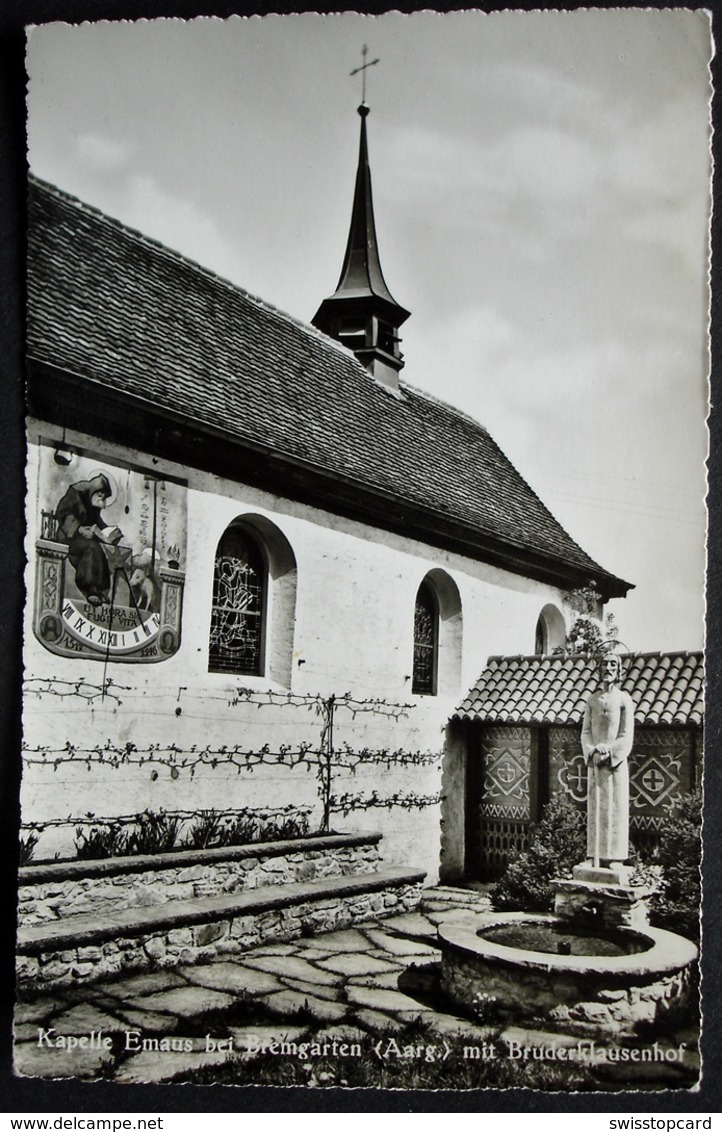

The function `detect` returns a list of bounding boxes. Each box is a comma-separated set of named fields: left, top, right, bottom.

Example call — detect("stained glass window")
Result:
left=535, top=615, right=546, bottom=656
left=412, top=581, right=438, bottom=695
left=209, top=526, right=266, bottom=675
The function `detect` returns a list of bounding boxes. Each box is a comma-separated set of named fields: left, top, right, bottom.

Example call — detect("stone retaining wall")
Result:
left=18, top=833, right=383, bottom=927
left=17, top=876, right=423, bottom=993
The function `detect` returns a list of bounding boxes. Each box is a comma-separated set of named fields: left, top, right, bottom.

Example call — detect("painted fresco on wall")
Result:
left=33, top=443, right=186, bottom=661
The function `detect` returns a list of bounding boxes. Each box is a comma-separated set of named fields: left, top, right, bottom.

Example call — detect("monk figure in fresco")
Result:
left=581, top=652, right=635, bottom=868
left=55, top=473, right=123, bottom=606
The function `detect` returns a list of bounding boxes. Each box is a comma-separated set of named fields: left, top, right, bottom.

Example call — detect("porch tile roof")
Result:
left=454, top=652, right=704, bottom=728
left=26, top=177, right=630, bottom=596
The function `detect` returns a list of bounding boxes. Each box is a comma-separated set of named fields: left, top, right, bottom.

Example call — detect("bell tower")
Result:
left=312, top=102, right=410, bottom=392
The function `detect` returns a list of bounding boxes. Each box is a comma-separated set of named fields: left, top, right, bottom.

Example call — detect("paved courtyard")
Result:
left=13, top=887, right=698, bottom=1089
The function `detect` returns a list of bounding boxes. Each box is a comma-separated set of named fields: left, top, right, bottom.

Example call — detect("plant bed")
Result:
left=20, top=807, right=319, bottom=866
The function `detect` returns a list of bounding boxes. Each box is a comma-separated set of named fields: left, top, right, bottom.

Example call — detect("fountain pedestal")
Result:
left=552, top=863, right=654, bottom=932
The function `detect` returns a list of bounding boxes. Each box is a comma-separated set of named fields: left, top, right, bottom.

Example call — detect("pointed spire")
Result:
left=313, top=104, right=410, bottom=392
left=331, top=104, right=402, bottom=312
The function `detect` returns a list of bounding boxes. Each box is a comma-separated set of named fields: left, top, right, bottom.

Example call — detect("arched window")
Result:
left=411, top=570, right=463, bottom=696
left=413, top=581, right=439, bottom=695
left=534, top=603, right=566, bottom=655
left=209, top=525, right=267, bottom=675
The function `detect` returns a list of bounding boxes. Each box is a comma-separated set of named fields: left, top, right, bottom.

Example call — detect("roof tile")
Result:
left=27, top=177, right=628, bottom=591
left=454, top=652, right=704, bottom=728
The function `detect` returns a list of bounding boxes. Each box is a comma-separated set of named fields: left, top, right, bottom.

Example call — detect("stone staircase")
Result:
left=16, top=832, right=425, bottom=992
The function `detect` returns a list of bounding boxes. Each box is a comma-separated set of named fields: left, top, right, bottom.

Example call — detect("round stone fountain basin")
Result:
left=479, top=921, right=652, bottom=958
left=439, top=912, right=697, bottom=1037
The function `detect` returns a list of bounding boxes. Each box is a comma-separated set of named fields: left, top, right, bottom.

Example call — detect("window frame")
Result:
left=412, top=579, right=440, bottom=696
left=208, top=523, right=268, bottom=677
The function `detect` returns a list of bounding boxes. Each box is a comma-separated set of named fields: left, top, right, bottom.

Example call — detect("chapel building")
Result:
left=22, top=102, right=646, bottom=883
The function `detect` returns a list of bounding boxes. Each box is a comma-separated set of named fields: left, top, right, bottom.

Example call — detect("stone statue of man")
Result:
left=581, top=652, right=635, bottom=868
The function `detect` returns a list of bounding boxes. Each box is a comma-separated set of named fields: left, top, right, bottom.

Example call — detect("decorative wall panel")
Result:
left=470, top=726, right=531, bottom=878
left=34, top=442, right=186, bottom=662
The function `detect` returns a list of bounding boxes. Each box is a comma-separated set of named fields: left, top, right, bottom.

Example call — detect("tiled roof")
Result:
left=26, top=178, right=629, bottom=594
left=454, top=652, right=704, bottom=728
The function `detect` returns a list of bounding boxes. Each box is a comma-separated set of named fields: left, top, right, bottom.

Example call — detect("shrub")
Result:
left=124, top=810, right=181, bottom=855
left=220, top=813, right=263, bottom=847
left=74, top=807, right=313, bottom=860
left=267, top=812, right=310, bottom=842
left=648, top=787, right=701, bottom=941
left=490, top=794, right=585, bottom=912
left=183, top=809, right=225, bottom=850
left=183, top=808, right=311, bottom=850
left=19, top=832, right=39, bottom=866
left=554, top=581, right=618, bottom=656
left=75, top=811, right=180, bottom=859
left=75, top=821, right=128, bottom=860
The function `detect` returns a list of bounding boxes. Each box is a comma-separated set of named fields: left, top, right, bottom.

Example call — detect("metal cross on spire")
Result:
left=350, top=44, right=380, bottom=105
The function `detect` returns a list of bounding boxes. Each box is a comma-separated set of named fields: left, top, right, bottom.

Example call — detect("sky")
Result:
left=25, top=9, right=712, bottom=652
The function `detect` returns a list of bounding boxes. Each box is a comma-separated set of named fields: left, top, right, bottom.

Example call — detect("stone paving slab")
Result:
left=280, top=976, right=345, bottom=1004
left=133, top=985, right=236, bottom=1016
left=353, top=1008, right=404, bottom=1033
left=117, top=1042, right=240, bottom=1085
left=317, top=952, right=400, bottom=977
left=364, top=929, right=438, bottom=957
left=422, top=886, right=491, bottom=906
left=382, top=912, right=439, bottom=938
left=345, top=984, right=435, bottom=1015
left=347, top=970, right=402, bottom=991
left=94, top=970, right=187, bottom=998
left=367, top=950, right=438, bottom=973
left=37, top=983, right=113, bottom=1008
left=244, top=954, right=341, bottom=986
left=14, top=1040, right=115, bottom=1080
left=264, top=989, right=348, bottom=1023
left=422, top=901, right=485, bottom=917
left=396, top=955, right=441, bottom=970
left=293, top=947, right=334, bottom=960
left=241, top=942, right=298, bottom=957
left=303, top=928, right=371, bottom=952
left=43, top=1003, right=123, bottom=1035
left=424, top=911, right=458, bottom=926
left=109, top=1007, right=179, bottom=1034
left=14, top=1000, right=64, bottom=1025
left=229, top=1024, right=308, bottom=1057
left=179, top=961, right=282, bottom=997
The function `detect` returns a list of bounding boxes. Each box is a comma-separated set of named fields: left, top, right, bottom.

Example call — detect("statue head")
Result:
left=598, top=651, right=623, bottom=686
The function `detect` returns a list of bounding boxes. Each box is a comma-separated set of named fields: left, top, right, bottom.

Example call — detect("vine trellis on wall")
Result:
left=22, top=677, right=444, bottom=838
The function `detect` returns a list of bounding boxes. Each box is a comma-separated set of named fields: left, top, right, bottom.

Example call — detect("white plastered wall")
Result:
left=22, top=420, right=573, bottom=882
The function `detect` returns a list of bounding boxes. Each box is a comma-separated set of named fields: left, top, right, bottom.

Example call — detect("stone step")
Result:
left=421, top=885, right=491, bottom=907
left=18, top=832, right=384, bottom=927
left=17, top=867, right=426, bottom=992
